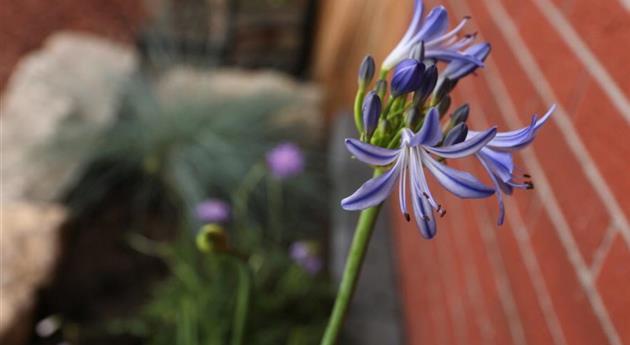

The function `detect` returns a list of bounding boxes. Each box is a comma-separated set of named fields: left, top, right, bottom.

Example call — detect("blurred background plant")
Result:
left=4, top=0, right=332, bottom=344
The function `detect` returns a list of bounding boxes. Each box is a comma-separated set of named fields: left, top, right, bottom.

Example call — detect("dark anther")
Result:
left=404, top=213, right=411, bottom=222
left=526, top=181, right=535, bottom=190
left=464, top=15, right=472, bottom=19
left=523, top=174, right=532, bottom=178
left=422, top=192, right=430, bottom=199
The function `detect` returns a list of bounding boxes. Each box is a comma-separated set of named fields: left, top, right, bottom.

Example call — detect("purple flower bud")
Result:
left=391, top=59, right=425, bottom=97
left=413, top=64, right=438, bottom=105
left=358, top=55, right=376, bottom=86
left=451, top=104, right=470, bottom=125
left=195, top=199, right=231, bottom=223
left=266, top=142, right=304, bottom=179
left=443, top=123, right=469, bottom=146
left=362, top=91, right=381, bottom=138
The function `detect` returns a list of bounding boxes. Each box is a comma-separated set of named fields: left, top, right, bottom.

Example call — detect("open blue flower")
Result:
left=341, top=108, right=496, bottom=238
left=471, top=105, right=556, bottom=225
left=382, top=0, right=485, bottom=71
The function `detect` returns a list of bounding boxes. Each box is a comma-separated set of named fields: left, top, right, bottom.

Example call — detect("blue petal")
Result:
left=402, top=0, right=425, bottom=43
left=442, top=43, right=491, bottom=80
left=415, top=6, right=449, bottom=42
left=479, top=157, right=506, bottom=225
left=398, top=150, right=410, bottom=218
left=409, top=149, right=437, bottom=238
left=425, top=49, right=484, bottom=66
left=345, top=138, right=401, bottom=166
left=421, top=150, right=495, bottom=199
left=477, top=148, right=514, bottom=183
left=534, top=104, right=556, bottom=131
left=426, top=17, right=470, bottom=48
left=410, top=107, right=442, bottom=146
left=425, top=127, right=497, bottom=158
left=341, top=159, right=402, bottom=211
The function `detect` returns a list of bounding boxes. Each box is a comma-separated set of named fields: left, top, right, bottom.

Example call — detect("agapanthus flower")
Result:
left=195, top=198, right=231, bottom=223
left=472, top=105, right=556, bottom=225
left=341, top=108, right=496, bottom=238
left=266, top=142, right=305, bottom=179
left=382, top=0, right=485, bottom=71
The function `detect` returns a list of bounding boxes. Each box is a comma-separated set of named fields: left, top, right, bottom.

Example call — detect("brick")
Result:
left=392, top=199, right=456, bottom=345
left=596, top=235, right=630, bottom=344
left=547, top=0, right=630, bottom=95
left=530, top=212, right=610, bottom=345
left=493, top=212, right=560, bottom=345
left=456, top=1, right=612, bottom=265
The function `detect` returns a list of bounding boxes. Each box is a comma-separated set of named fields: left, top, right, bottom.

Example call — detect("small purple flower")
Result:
left=290, top=241, right=322, bottom=275
left=470, top=105, right=556, bottom=225
left=266, top=143, right=305, bottom=179
left=195, top=199, right=231, bottom=223
left=342, top=108, right=496, bottom=239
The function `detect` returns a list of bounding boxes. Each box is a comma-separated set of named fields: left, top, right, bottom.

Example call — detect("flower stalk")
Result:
left=320, top=177, right=382, bottom=345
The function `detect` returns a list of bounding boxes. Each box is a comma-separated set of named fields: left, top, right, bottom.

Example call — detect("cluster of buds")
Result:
left=354, top=39, right=490, bottom=151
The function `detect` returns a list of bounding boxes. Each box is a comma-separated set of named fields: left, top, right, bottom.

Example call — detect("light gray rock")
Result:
left=1, top=31, right=138, bottom=202
left=0, top=202, right=67, bottom=345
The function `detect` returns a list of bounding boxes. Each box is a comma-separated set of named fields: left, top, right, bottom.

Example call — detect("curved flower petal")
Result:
left=534, top=104, right=556, bottom=131
left=477, top=148, right=514, bottom=182
left=415, top=6, right=449, bottom=42
left=425, top=49, right=484, bottom=66
left=409, top=149, right=437, bottom=238
left=421, top=151, right=494, bottom=199
left=442, top=43, right=491, bottom=80
left=382, top=0, right=424, bottom=70
left=341, top=159, right=402, bottom=211
left=479, top=157, right=506, bottom=225
left=398, top=149, right=410, bottom=218
left=345, top=138, right=401, bottom=166
left=425, top=127, right=496, bottom=158
left=410, top=107, right=442, bottom=146
left=425, top=16, right=470, bottom=48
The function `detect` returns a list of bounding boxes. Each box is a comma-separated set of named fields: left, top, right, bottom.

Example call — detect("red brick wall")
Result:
left=313, top=1, right=630, bottom=344
left=0, top=0, right=145, bottom=91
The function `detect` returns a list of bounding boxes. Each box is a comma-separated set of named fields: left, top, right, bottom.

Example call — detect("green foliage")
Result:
left=112, top=236, right=333, bottom=345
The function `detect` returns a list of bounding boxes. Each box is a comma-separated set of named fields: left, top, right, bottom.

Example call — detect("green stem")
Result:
left=321, top=171, right=383, bottom=345
left=231, top=259, right=251, bottom=345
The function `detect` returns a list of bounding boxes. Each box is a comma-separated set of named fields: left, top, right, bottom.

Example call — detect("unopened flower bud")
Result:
left=434, top=78, right=458, bottom=104
left=375, top=79, right=388, bottom=99
left=391, top=59, right=425, bottom=97
left=196, top=224, right=228, bottom=254
left=443, top=123, right=469, bottom=146
left=362, top=91, right=381, bottom=139
left=405, top=107, right=422, bottom=129
left=438, top=95, right=452, bottom=118
left=414, top=64, right=438, bottom=105
left=358, top=55, right=376, bottom=87
left=451, top=104, right=470, bottom=125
